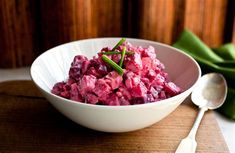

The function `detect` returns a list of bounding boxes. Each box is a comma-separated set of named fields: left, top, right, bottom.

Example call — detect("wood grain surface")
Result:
left=0, top=0, right=234, bottom=68
left=0, top=81, right=229, bottom=152
left=0, top=0, right=37, bottom=68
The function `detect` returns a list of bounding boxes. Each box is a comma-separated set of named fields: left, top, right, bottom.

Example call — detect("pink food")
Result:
left=52, top=40, right=181, bottom=105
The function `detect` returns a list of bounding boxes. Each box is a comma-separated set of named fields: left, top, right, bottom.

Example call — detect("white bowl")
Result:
left=30, top=38, right=201, bottom=132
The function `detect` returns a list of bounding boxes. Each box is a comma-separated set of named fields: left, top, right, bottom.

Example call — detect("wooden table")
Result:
left=0, top=81, right=229, bottom=152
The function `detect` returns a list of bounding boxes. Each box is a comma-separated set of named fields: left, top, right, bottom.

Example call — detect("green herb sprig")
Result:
left=101, top=51, right=133, bottom=55
left=119, top=47, right=126, bottom=67
left=101, top=55, right=124, bottom=75
left=111, top=38, right=126, bottom=51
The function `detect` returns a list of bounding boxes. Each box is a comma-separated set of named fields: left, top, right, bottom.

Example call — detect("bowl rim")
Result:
left=30, top=37, right=201, bottom=110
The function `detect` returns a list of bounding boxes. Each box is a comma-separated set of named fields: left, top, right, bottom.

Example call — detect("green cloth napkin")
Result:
left=173, top=29, right=235, bottom=120
left=213, top=43, right=235, bottom=60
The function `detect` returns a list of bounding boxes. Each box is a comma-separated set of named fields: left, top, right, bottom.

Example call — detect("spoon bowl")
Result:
left=175, top=73, right=227, bottom=153
left=191, top=73, right=227, bottom=109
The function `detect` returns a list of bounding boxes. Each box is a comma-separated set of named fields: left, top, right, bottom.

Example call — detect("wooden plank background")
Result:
left=0, top=0, right=234, bottom=68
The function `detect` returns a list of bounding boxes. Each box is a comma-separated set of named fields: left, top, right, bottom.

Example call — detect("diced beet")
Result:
left=79, top=75, right=97, bottom=96
left=136, top=46, right=144, bottom=53
left=140, top=77, right=150, bottom=89
left=72, top=55, right=88, bottom=66
left=96, top=64, right=108, bottom=76
left=150, top=86, right=159, bottom=99
left=93, top=79, right=112, bottom=97
left=125, top=76, right=140, bottom=89
left=86, top=93, right=99, bottom=104
left=69, top=55, right=88, bottom=80
left=124, top=42, right=138, bottom=53
left=112, top=54, right=121, bottom=63
left=103, top=94, right=120, bottom=106
left=125, top=78, right=132, bottom=89
left=119, top=97, right=131, bottom=105
left=60, top=91, right=70, bottom=98
left=141, top=46, right=156, bottom=59
left=63, top=84, right=71, bottom=91
left=125, top=71, right=135, bottom=78
left=124, top=71, right=136, bottom=89
left=116, top=85, right=132, bottom=100
left=125, top=53, right=143, bottom=73
left=131, top=97, right=147, bottom=105
left=51, top=82, right=66, bottom=95
left=131, top=82, right=147, bottom=98
left=105, top=71, right=123, bottom=89
left=152, top=58, right=165, bottom=71
left=147, top=69, right=157, bottom=80
left=101, top=47, right=112, bottom=52
left=70, top=83, right=83, bottom=102
left=133, top=77, right=141, bottom=86
left=164, top=82, right=181, bottom=96
left=86, top=65, right=108, bottom=78
left=146, top=94, right=155, bottom=102
left=88, top=59, right=108, bottom=77
left=86, top=67, right=101, bottom=78
left=141, top=57, right=153, bottom=75
left=161, top=72, right=169, bottom=81
left=69, top=67, right=81, bottom=81
left=67, top=78, right=76, bottom=85
left=159, top=91, right=166, bottom=99
left=142, top=57, right=165, bottom=76
left=150, top=73, right=165, bottom=86
left=81, top=60, right=90, bottom=74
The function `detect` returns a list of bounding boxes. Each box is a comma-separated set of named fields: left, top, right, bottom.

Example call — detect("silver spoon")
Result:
left=175, top=73, right=227, bottom=153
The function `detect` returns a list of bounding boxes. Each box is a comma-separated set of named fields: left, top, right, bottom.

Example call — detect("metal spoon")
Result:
left=175, top=73, right=227, bottom=153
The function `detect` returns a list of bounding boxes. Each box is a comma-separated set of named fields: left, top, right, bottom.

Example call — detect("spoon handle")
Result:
left=175, top=106, right=208, bottom=153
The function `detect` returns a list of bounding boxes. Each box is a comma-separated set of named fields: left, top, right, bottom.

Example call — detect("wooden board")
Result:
left=0, top=81, right=229, bottom=153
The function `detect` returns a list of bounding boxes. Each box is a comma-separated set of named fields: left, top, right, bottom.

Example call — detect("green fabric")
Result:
left=218, top=88, right=235, bottom=120
left=173, top=29, right=235, bottom=120
left=213, top=43, right=235, bottom=60
left=173, top=30, right=224, bottom=62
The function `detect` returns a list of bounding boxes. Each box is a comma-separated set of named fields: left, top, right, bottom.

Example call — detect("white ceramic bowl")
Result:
left=30, top=38, right=201, bottom=132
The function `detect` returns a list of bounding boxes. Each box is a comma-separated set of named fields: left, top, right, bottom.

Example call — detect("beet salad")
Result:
left=52, top=38, right=181, bottom=106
